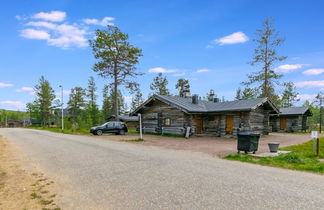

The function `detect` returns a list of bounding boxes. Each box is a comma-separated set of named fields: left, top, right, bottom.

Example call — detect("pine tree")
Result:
left=102, top=85, right=112, bottom=122
left=89, top=25, right=143, bottom=121
left=280, top=82, right=299, bottom=107
left=131, top=89, right=144, bottom=111
left=242, top=17, right=287, bottom=102
left=150, top=73, right=170, bottom=95
left=235, top=88, right=242, bottom=100
left=67, top=87, right=86, bottom=131
left=175, top=78, right=190, bottom=97
left=85, top=76, right=100, bottom=125
left=33, top=76, right=55, bottom=127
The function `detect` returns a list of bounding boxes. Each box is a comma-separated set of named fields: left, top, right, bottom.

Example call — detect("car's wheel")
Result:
left=96, top=130, right=103, bottom=136
left=119, top=130, right=125, bottom=135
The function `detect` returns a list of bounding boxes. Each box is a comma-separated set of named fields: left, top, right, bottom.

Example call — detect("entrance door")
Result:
left=226, top=115, right=234, bottom=133
left=194, top=117, right=203, bottom=134
left=280, top=117, right=286, bottom=130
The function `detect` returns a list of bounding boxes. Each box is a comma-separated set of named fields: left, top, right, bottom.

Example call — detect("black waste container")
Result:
left=237, top=132, right=260, bottom=154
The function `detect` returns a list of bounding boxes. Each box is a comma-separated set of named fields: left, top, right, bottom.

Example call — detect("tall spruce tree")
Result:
left=175, top=78, right=190, bottom=97
left=150, top=73, right=170, bottom=95
left=89, top=25, right=143, bottom=121
left=33, top=76, right=55, bottom=126
left=67, top=87, right=86, bottom=131
left=102, top=85, right=112, bottom=121
left=85, top=76, right=100, bottom=125
left=242, top=17, right=287, bottom=102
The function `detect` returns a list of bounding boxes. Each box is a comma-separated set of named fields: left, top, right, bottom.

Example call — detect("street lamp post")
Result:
left=59, top=85, right=64, bottom=130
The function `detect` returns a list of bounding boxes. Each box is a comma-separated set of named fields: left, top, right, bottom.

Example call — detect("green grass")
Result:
left=225, top=137, right=324, bottom=174
left=26, top=126, right=90, bottom=135
left=128, top=129, right=138, bottom=133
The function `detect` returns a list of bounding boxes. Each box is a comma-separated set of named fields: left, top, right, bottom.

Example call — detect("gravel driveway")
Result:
left=100, top=132, right=313, bottom=157
left=1, top=128, right=324, bottom=210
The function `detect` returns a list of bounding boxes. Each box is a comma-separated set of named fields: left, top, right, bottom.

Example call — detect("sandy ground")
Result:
left=97, top=132, right=314, bottom=157
left=0, top=135, right=60, bottom=210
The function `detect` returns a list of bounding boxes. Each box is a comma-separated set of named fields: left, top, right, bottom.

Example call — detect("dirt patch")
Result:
left=0, top=135, right=60, bottom=210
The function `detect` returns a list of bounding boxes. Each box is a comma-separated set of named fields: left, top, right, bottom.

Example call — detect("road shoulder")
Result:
left=0, top=135, right=61, bottom=210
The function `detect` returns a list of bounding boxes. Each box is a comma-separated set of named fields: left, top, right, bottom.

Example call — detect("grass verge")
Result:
left=225, top=137, right=324, bottom=174
left=26, top=126, right=90, bottom=135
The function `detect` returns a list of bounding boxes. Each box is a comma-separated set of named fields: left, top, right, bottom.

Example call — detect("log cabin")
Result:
left=270, top=106, right=312, bottom=132
left=132, top=94, right=279, bottom=137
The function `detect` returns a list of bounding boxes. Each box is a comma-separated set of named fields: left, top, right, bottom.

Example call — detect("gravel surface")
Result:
left=101, top=132, right=315, bottom=157
left=1, top=128, right=324, bottom=210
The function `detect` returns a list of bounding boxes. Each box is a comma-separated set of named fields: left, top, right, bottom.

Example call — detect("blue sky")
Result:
left=1, top=0, right=324, bottom=110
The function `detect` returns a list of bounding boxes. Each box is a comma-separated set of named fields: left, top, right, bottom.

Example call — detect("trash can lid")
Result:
left=237, top=132, right=260, bottom=136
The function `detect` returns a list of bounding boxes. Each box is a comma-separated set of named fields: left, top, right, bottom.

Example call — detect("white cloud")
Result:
left=296, top=94, right=318, bottom=101
left=0, top=83, right=14, bottom=88
left=83, top=17, right=115, bottom=26
left=295, top=80, right=324, bottom=88
left=32, top=11, right=66, bottom=22
left=0, top=101, right=26, bottom=109
left=195, top=68, right=210, bottom=73
left=275, top=64, right=306, bottom=73
left=47, top=24, right=88, bottom=48
left=16, top=87, right=33, bottom=92
left=21, top=21, right=88, bottom=48
left=214, top=32, right=249, bottom=45
left=148, top=67, right=177, bottom=73
left=302, top=68, right=324, bottom=76
left=26, top=21, right=57, bottom=29
left=20, top=28, right=50, bottom=40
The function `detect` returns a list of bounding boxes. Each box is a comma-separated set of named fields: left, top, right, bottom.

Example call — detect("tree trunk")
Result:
left=114, top=68, right=119, bottom=121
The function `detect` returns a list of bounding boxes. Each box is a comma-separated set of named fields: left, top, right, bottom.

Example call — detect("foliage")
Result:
left=131, top=88, right=144, bottom=111
left=101, top=85, right=125, bottom=120
left=89, top=25, right=143, bottom=121
left=225, top=137, right=324, bottom=174
left=280, top=82, right=299, bottom=107
left=242, top=17, right=287, bottom=103
left=175, top=78, right=190, bottom=97
left=85, top=76, right=100, bottom=126
left=0, top=109, right=29, bottom=122
left=29, top=76, right=55, bottom=126
left=150, top=72, right=170, bottom=95
left=67, top=87, right=86, bottom=131
left=235, top=87, right=258, bottom=100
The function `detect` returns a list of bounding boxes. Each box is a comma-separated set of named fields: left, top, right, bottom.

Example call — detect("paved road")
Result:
left=1, top=128, right=324, bottom=210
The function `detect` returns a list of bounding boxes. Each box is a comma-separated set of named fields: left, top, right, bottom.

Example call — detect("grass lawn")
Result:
left=225, top=137, right=324, bottom=174
left=26, top=126, right=90, bottom=135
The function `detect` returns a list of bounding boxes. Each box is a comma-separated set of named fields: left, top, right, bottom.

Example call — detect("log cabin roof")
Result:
left=107, top=115, right=139, bottom=122
left=279, top=106, right=313, bottom=116
left=132, top=95, right=279, bottom=114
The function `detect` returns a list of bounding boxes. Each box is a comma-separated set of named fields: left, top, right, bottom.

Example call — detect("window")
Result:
left=164, top=118, right=171, bottom=126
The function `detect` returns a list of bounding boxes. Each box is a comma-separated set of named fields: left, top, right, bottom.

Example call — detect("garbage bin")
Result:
left=237, top=132, right=260, bottom=154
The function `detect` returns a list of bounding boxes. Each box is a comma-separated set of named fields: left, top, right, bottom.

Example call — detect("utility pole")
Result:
left=320, top=95, right=323, bottom=134
left=59, top=85, right=64, bottom=130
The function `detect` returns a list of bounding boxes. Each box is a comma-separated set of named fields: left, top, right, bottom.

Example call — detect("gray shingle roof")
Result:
left=108, top=115, right=139, bottom=121
left=279, top=107, right=312, bottom=116
left=133, top=95, right=279, bottom=114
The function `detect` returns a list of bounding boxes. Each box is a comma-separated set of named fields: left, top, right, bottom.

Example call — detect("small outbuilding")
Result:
left=131, top=94, right=279, bottom=137
left=270, top=106, right=312, bottom=132
left=107, top=115, right=139, bottom=130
